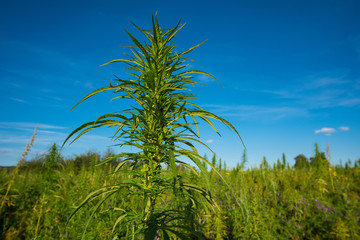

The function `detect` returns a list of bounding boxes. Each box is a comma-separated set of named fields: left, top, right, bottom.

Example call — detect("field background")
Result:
left=1, top=144, right=359, bottom=239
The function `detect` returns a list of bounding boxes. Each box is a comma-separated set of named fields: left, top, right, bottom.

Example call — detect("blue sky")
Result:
left=1, top=0, right=359, bottom=167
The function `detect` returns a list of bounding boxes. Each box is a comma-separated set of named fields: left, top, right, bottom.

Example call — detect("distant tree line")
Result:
left=294, top=143, right=360, bottom=170
left=1, top=142, right=359, bottom=173
left=294, top=143, right=329, bottom=170
left=0, top=143, right=124, bottom=173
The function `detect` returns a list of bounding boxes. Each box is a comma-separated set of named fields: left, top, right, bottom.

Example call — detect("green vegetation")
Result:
left=1, top=143, right=360, bottom=239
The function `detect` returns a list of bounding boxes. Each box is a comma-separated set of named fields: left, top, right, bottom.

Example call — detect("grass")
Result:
left=0, top=146, right=359, bottom=239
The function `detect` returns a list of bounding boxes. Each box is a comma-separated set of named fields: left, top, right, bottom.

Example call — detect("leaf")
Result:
left=66, top=186, right=119, bottom=228
left=70, top=86, right=118, bottom=111
left=179, top=70, right=223, bottom=87
left=81, top=190, right=117, bottom=240
left=100, top=58, right=138, bottom=67
left=179, top=40, right=207, bottom=56
left=112, top=212, right=131, bottom=233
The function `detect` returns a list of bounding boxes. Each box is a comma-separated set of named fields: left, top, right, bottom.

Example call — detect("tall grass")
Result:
left=1, top=147, right=359, bottom=239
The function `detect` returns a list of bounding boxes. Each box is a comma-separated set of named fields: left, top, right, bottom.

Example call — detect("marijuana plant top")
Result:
left=63, top=14, right=244, bottom=239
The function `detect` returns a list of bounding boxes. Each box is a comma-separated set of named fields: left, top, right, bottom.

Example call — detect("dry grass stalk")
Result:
left=0, top=125, right=38, bottom=211
left=326, top=143, right=332, bottom=165
left=326, top=143, right=335, bottom=192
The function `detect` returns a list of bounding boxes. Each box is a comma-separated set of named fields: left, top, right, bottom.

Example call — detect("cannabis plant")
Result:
left=63, top=14, right=244, bottom=239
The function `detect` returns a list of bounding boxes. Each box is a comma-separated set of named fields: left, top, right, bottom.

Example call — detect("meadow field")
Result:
left=1, top=144, right=359, bottom=239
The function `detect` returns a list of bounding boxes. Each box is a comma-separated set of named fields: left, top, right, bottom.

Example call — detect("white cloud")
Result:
left=206, top=139, right=214, bottom=143
left=339, top=126, right=350, bottom=131
left=315, top=127, right=336, bottom=135
left=314, top=126, right=350, bottom=136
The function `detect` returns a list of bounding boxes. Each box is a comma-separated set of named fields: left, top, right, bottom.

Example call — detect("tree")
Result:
left=355, top=158, right=360, bottom=168
left=63, top=14, right=244, bottom=239
left=294, top=154, right=309, bottom=170
left=261, top=156, right=269, bottom=169
left=310, top=143, right=329, bottom=169
left=240, top=149, right=247, bottom=170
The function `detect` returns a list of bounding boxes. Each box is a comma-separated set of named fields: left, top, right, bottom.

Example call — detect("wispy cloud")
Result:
left=304, top=76, right=349, bottom=89
left=197, top=74, right=216, bottom=83
left=40, top=88, right=52, bottom=93
left=9, top=97, right=25, bottom=103
left=0, top=121, right=114, bottom=166
left=0, top=38, right=99, bottom=108
left=0, top=148, right=15, bottom=155
left=74, top=80, right=95, bottom=89
left=84, top=82, right=95, bottom=89
left=298, top=89, right=349, bottom=108
left=10, top=83, right=21, bottom=88
left=337, top=98, right=360, bottom=107
left=353, top=34, right=360, bottom=63
left=0, top=122, right=69, bottom=150
left=0, top=122, right=112, bottom=144
left=0, top=134, right=39, bottom=144
left=0, top=122, right=66, bottom=130
left=0, top=38, right=75, bottom=68
left=299, top=69, right=349, bottom=88
left=261, top=90, right=295, bottom=99
left=339, top=126, right=350, bottom=131
left=263, top=70, right=360, bottom=109
left=53, top=97, right=63, bottom=101
left=202, top=104, right=309, bottom=120
left=206, top=139, right=214, bottom=143
left=355, top=79, right=360, bottom=90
